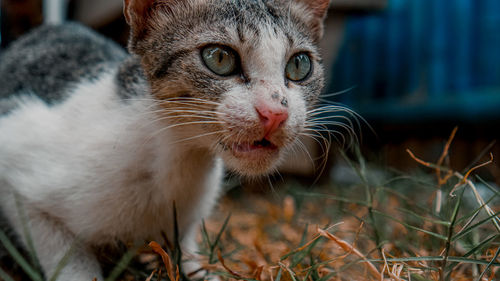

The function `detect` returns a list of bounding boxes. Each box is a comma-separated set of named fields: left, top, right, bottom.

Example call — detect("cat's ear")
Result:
left=123, top=0, right=155, bottom=37
left=296, top=0, right=330, bottom=42
left=123, top=0, right=182, bottom=41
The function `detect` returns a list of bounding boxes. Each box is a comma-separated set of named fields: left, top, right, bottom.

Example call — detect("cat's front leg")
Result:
left=180, top=226, right=204, bottom=279
left=20, top=211, right=103, bottom=281
left=180, top=225, right=222, bottom=281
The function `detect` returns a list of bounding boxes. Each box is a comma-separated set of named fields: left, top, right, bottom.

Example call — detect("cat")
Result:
left=0, top=0, right=330, bottom=280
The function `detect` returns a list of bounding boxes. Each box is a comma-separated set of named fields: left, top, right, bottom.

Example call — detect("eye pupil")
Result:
left=202, top=45, right=238, bottom=76
left=286, top=53, right=312, bottom=82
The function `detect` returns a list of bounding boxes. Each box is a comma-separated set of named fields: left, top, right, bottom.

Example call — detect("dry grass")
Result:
left=1, top=128, right=499, bottom=281
left=189, top=128, right=500, bottom=281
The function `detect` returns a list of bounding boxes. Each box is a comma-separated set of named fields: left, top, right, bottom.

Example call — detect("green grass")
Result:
left=1, top=140, right=499, bottom=280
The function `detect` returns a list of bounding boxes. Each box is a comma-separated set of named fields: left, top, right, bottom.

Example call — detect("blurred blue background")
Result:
left=328, top=0, right=500, bottom=123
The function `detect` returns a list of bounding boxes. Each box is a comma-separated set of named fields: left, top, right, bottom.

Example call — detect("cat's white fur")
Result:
left=0, top=71, right=223, bottom=280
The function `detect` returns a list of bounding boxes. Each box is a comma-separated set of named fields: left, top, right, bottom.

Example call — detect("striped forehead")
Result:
left=193, top=0, right=313, bottom=48
left=240, top=25, right=290, bottom=80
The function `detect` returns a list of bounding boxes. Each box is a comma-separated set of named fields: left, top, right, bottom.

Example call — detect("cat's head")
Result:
left=124, top=0, right=329, bottom=176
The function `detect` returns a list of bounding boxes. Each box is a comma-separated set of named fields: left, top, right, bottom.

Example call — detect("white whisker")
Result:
left=319, top=86, right=357, bottom=98
left=289, top=138, right=316, bottom=171
left=169, top=130, right=228, bottom=145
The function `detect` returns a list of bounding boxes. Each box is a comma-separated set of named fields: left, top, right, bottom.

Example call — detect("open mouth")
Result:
left=221, top=138, right=278, bottom=154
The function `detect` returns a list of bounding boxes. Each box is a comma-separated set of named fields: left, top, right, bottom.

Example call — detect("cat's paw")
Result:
left=183, top=260, right=212, bottom=281
left=205, top=275, right=222, bottom=281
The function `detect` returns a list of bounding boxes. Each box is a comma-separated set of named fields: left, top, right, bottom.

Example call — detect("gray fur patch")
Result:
left=0, top=23, right=127, bottom=114
left=0, top=98, right=21, bottom=116
left=115, top=56, right=149, bottom=100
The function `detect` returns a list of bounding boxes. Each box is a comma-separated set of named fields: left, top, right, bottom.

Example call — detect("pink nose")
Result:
left=255, top=104, right=289, bottom=139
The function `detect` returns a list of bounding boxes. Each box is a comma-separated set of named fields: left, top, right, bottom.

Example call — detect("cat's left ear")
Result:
left=297, top=0, right=330, bottom=42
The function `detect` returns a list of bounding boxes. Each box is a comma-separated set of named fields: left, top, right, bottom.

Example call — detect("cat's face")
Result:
left=124, top=0, right=329, bottom=176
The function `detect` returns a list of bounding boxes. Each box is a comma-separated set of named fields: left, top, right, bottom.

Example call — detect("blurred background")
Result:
left=1, top=0, right=499, bottom=184
left=321, top=0, right=500, bottom=184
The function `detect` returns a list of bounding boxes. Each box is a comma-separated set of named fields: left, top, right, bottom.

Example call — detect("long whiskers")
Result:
left=312, top=102, right=375, bottom=137
left=305, top=102, right=372, bottom=147
left=287, top=137, right=316, bottom=171
left=133, top=97, right=227, bottom=129
left=319, top=86, right=357, bottom=99
left=168, top=129, right=229, bottom=145
left=126, top=96, right=223, bottom=117
left=299, top=96, right=373, bottom=178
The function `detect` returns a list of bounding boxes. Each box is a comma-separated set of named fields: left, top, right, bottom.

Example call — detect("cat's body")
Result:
left=0, top=0, right=329, bottom=280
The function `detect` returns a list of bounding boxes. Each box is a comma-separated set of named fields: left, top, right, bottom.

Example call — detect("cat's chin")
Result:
left=218, top=140, right=283, bottom=176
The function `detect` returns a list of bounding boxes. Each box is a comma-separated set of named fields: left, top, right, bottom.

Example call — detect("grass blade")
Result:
left=0, top=267, right=16, bottom=281
left=282, top=264, right=298, bottom=281
left=290, top=237, right=322, bottom=268
left=298, top=223, right=309, bottom=248
left=315, top=272, right=336, bottom=281
left=48, top=238, right=80, bottom=281
left=14, top=194, right=41, bottom=272
left=201, top=219, right=211, bottom=251
left=462, top=234, right=499, bottom=258
left=212, top=214, right=231, bottom=252
left=104, top=247, right=138, bottom=281
left=476, top=176, right=500, bottom=196
left=0, top=229, right=42, bottom=281
left=209, top=213, right=231, bottom=264
left=476, top=246, right=500, bottom=281
left=172, top=202, right=183, bottom=276
left=373, top=210, right=447, bottom=240
left=441, top=187, right=465, bottom=280
left=298, top=192, right=368, bottom=206
left=377, top=187, right=437, bottom=215
left=280, top=236, right=322, bottom=262
left=369, top=256, right=500, bottom=266
left=410, top=273, right=436, bottom=281
left=456, top=204, right=485, bottom=227
left=397, top=207, right=451, bottom=226
left=443, top=234, right=500, bottom=279
left=452, top=210, right=500, bottom=242
left=275, top=267, right=283, bottom=281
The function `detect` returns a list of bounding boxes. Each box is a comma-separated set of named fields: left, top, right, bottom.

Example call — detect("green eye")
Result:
left=201, top=45, right=238, bottom=76
left=285, top=53, right=312, bottom=81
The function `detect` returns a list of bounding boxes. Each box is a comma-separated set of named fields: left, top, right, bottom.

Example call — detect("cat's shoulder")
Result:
left=0, top=23, right=128, bottom=113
